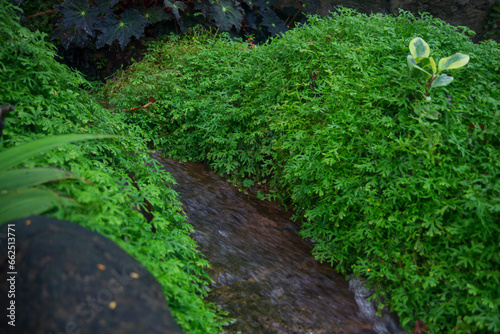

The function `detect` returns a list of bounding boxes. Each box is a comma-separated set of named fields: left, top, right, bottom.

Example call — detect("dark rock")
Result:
left=389, top=0, right=496, bottom=42
left=276, top=0, right=497, bottom=42
left=0, top=216, right=184, bottom=334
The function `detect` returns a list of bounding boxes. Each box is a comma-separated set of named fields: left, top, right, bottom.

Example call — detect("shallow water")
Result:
left=154, top=153, right=405, bottom=334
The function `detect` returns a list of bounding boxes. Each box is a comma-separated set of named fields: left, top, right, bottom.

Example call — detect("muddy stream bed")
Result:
left=153, top=153, right=405, bottom=334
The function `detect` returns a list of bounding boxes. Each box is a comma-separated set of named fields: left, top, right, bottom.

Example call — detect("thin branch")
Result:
left=22, top=9, right=58, bottom=20
left=287, top=8, right=302, bottom=28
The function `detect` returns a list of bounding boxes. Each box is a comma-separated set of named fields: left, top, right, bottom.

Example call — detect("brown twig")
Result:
left=122, top=97, right=156, bottom=117
left=287, top=8, right=302, bottom=28
left=22, top=9, right=57, bottom=20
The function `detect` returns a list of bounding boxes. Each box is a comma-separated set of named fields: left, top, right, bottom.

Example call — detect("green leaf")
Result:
left=0, top=168, right=77, bottom=192
left=407, top=54, right=418, bottom=74
left=430, top=57, right=437, bottom=74
left=0, top=134, right=116, bottom=172
left=431, top=74, right=454, bottom=88
left=419, top=57, right=437, bottom=75
left=438, top=53, right=470, bottom=72
left=407, top=55, right=432, bottom=79
left=414, top=104, right=441, bottom=120
left=96, top=9, right=148, bottom=49
left=0, top=188, right=61, bottom=225
left=56, top=0, right=101, bottom=36
left=209, top=0, right=243, bottom=31
left=242, top=179, right=254, bottom=187
left=409, top=37, right=430, bottom=61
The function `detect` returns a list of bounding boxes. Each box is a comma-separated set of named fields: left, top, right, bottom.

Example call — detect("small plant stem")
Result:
left=424, top=75, right=437, bottom=94
left=287, top=8, right=302, bottom=28
left=22, top=9, right=57, bottom=20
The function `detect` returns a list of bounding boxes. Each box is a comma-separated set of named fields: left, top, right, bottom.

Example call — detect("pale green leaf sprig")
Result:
left=407, top=37, right=469, bottom=91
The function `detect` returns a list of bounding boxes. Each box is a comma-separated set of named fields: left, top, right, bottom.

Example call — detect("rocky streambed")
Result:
left=154, top=153, right=406, bottom=334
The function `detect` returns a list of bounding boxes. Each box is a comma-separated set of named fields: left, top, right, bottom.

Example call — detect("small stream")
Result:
left=153, top=153, right=405, bottom=334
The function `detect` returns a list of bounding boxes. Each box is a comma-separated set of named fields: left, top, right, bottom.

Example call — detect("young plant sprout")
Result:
left=407, top=37, right=469, bottom=98
left=407, top=37, right=469, bottom=119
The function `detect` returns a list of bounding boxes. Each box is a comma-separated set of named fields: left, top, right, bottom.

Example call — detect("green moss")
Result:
left=0, top=1, right=224, bottom=332
left=106, top=8, right=500, bottom=333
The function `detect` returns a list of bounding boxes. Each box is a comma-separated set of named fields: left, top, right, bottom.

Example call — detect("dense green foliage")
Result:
left=106, top=8, right=500, bottom=333
left=0, top=134, right=116, bottom=224
left=0, top=1, right=224, bottom=332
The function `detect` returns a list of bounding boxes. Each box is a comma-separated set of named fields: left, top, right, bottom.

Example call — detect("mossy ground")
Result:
left=0, top=1, right=225, bottom=332
left=2, top=0, right=499, bottom=331
left=105, top=8, right=500, bottom=333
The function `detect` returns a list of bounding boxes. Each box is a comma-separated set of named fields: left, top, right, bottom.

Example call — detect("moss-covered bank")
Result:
left=0, top=1, right=224, bottom=332
left=105, top=8, right=500, bottom=333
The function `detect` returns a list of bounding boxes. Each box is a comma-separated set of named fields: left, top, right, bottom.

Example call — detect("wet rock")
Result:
left=349, top=277, right=406, bottom=334
left=389, top=0, right=496, bottom=42
left=154, top=155, right=394, bottom=334
left=0, top=216, right=184, bottom=334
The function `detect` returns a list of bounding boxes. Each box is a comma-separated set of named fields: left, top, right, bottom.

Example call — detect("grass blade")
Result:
left=0, top=168, right=77, bottom=192
left=0, top=188, right=60, bottom=224
left=0, top=134, right=117, bottom=172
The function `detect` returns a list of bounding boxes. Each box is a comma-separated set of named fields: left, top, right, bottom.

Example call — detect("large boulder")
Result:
left=0, top=216, right=184, bottom=334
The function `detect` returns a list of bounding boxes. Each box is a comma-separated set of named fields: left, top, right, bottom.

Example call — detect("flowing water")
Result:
left=153, top=153, right=406, bottom=334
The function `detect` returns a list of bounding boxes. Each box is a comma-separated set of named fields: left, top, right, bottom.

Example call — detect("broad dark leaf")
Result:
left=96, top=0, right=120, bottom=8
left=164, top=0, right=186, bottom=21
left=135, top=4, right=173, bottom=23
left=260, top=8, right=287, bottom=36
left=240, top=0, right=256, bottom=7
left=298, top=0, right=320, bottom=13
left=194, top=0, right=211, bottom=18
left=56, top=0, right=101, bottom=36
left=52, top=24, right=92, bottom=49
left=209, top=0, right=243, bottom=31
left=179, top=11, right=208, bottom=32
left=255, top=0, right=277, bottom=8
left=243, top=11, right=259, bottom=30
left=96, top=9, right=148, bottom=49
